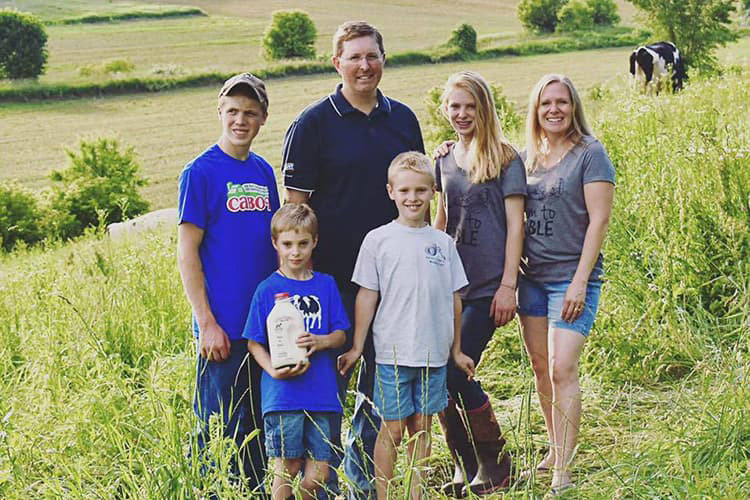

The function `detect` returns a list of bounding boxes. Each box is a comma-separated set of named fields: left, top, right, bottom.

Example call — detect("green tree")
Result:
left=588, top=0, right=621, bottom=25
left=628, top=0, right=736, bottom=71
left=49, top=138, right=149, bottom=240
left=448, top=23, right=478, bottom=53
left=0, top=182, right=45, bottom=251
left=518, top=0, right=569, bottom=33
left=0, top=9, right=48, bottom=79
left=557, top=0, right=595, bottom=31
left=262, top=10, right=317, bottom=60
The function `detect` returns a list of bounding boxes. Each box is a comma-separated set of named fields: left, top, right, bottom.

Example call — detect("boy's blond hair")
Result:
left=271, top=203, right=319, bottom=240
left=387, top=151, right=435, bottom=185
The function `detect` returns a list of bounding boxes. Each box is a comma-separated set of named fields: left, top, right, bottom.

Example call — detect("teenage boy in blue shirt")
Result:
left=177, top=73, right=278, bottom=492
left=244, top=203, right=349, bottom=500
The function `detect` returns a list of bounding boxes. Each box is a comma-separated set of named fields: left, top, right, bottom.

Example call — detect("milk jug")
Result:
left=267, top=292, right=309, bottom=369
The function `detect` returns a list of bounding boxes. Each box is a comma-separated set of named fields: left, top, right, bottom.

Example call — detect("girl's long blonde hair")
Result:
left=441, top=71, right=516, bottom=184
left=524, top=73, right=592, bottom=172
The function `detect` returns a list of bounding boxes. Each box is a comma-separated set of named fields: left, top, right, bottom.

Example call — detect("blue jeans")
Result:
left=193, top=339, right=266, bottom=493
left=340, top=288, right=380, bottom=500
left=517, top=277, right=602, bottom=336
left=374, top=364, right=448, bottom=420
left=447, top=297, right=496, bottom=411
left=264, top=411, right=336, bottom=461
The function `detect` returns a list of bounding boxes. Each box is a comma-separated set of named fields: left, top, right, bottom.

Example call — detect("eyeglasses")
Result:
left=342, top=54, right=382, bottom=64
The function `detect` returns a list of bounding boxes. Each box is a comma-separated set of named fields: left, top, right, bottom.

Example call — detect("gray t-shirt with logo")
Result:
left=521, top=136, right=615, bottom=283
left=352, top=221, right=468, bottom=367
left=436, top=148, right=527, bottom=300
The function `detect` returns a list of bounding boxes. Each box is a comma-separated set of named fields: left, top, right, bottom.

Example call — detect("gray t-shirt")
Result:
left=521, top=136, right=615, bottom=282
left=436, top=147, right=527, bottom=299
left=352, top=221, right=468, bottom=367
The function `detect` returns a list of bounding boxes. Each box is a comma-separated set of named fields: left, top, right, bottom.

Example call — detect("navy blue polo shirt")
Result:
left=282, top=84, right=424, bottom=292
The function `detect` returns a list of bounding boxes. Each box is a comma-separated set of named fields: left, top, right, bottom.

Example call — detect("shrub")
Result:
left=518, top=0, right=569, bottom=33
left=588, top=0, right=620, bottom=25
left=0, top=9, right=48, bottom=79
left=48, top=138, right=149, bottom=240
left=262, top=10, right=317, bottom=60
left=448, top=23, right=477, bottom=53
left=424, top=83, right=521, bottom=150
left=557, top=0, right=595, bottom=31
left=0, top=182, right=45, bottom=251
left=103, top=59, right=135, bottom=74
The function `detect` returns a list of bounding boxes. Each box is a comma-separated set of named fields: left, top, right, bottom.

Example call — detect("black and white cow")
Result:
left=629, top=41, right=686, bottom=93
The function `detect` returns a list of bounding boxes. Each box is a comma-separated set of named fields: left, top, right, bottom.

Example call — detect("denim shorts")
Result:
left=517, top=276, right=602, bottom=337
left=264, top=411, right=335, bottom=461
left=373, top=364, right=448, bottom=421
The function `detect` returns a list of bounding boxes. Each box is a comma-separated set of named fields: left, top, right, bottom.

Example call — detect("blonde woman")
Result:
left=433, top=71, right=526, bottom=497
left=518, top=74, right=615, bottom=495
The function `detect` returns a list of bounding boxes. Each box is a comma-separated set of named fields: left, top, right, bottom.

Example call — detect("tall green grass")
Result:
left=0, top=71, right=748, bottom=497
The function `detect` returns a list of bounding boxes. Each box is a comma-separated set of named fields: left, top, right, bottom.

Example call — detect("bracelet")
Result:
left=500, top=283, right=516, bottom=290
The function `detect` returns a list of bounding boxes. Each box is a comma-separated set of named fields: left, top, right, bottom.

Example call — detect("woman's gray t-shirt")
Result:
left=436, top=147, right=527, bottom=300
left=521, top=136, right=615, bottom=283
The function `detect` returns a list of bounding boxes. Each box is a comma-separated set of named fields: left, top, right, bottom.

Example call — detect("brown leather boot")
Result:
left=438, top=399, right=478, bottom=498
left=462, top=398, right=513, bottom=496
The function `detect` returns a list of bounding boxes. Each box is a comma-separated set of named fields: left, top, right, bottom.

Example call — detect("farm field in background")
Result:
left=0, top=0, right=638, bottom=87
left=0, top=0, right=196, bottom=21
left=2, top=37, right=749, bottom=209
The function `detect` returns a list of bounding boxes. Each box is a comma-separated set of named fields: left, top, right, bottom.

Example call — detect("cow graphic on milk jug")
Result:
left=267, top=292, right=309, bottom=369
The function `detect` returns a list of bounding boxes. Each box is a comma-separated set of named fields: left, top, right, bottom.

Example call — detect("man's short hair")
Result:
left=387, top=151, right=435, bottom=185
left=332, top=21, right=385, bottom=57
left=217, top=73, right=268, bottom=114
left=271, top=203, right=319, bottom=240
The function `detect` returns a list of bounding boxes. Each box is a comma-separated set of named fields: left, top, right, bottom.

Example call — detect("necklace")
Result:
left=541, top=140, right=574, bottom=168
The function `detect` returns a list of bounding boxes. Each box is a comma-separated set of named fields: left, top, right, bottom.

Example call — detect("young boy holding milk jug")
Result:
left=243, top=203, right=349, bottom=500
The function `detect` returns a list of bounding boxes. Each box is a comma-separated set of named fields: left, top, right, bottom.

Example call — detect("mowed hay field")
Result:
left=3, top=37, right=750, bottom=208
left=0, top=0, right=638, bottom=85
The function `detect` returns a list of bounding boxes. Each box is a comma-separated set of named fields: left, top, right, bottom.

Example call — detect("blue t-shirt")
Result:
left=178, top=144, right=280, bottom=340
left=243, top=272, right=350, bottom=416
left=282, top=84, right=424, bottom=293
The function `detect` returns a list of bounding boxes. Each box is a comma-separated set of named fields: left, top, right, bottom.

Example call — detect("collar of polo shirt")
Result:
left=328, top=83, right=392, bottom=117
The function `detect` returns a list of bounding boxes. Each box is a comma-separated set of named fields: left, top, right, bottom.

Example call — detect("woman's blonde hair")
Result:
left=440, top=71, right=516, bottom=184
left=525, top=73, right=592, bottom=172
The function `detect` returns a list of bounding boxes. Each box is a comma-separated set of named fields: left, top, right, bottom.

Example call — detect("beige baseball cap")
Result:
left=218, top=73, right=268, bottom=113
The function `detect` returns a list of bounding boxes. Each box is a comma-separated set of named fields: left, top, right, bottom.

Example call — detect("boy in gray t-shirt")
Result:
left=337, top=151, right=474, bottom=500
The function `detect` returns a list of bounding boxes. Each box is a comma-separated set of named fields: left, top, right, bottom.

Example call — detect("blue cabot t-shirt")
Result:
left=178, top=144, right=280, bottom=340
left=243, top=272, right=350, bottom=415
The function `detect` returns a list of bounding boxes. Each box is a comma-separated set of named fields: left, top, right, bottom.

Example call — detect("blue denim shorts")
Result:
left=264, top=411, right=335, bottom=461
left=517, top=276, right=602, bottom=337
left=374, top=364, right=448, bottom=421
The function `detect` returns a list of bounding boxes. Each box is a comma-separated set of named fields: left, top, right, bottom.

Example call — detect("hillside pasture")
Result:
left=2, top=37, right=749, bottom=209
left=0, top=0, right=639, bottom=88
left=0, top=0, right=199, bottom=22
left=1, top=71, right=748, bottom=498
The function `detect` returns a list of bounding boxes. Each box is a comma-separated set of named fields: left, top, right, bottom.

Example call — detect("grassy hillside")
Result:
left=0, top=0, right=638, bottom=87
left=0, top=0, right=198, bottom=22
left=1, top=71, right=748, bottom=498
left=2, top=37, right=749, bottom=209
